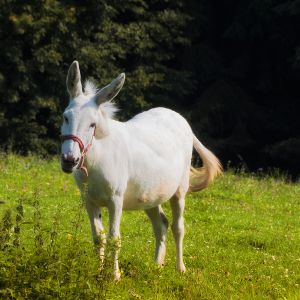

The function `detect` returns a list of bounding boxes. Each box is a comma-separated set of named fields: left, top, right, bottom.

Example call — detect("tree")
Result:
left=0, top=0, right=192, bottom=154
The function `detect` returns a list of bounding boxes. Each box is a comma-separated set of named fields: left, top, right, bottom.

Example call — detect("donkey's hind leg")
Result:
left=145, top=205, right=168, bottom=266
left=171, top=185, right=188, bottom=272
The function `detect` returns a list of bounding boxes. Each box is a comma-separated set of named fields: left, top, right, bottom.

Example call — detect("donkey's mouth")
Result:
left=61, top=166, right=74, bottom=173
left=61, top=160, right=77, bottom=173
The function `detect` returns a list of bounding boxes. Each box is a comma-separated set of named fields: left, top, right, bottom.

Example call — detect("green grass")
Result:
left=0, top=154, right=300, bottom=299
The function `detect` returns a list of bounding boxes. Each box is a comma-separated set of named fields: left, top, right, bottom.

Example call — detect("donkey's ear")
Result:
left=95, top=73, right=125, bottom=105
left=66, top=61, right=83, bottom=98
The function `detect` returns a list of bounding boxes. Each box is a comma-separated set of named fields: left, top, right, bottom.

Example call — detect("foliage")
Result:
left=0, top=0, right=191, bottom=155
left=0, top=155, right=300, bottom=299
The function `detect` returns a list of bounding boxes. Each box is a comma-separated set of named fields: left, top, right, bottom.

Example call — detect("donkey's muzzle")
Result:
left=61, top=153, right=80, bottom=173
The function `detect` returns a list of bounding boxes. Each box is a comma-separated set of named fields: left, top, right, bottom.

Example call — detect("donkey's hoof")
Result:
left=113, top=270, right=121, bottom=281
left=155, top=259, right=165, bottom=267
left=177, top=264, right=186, bottom=273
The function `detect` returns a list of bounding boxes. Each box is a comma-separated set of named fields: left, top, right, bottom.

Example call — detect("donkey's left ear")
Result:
left=95, top=73, right=125, bottom=105
left=66, top=61, right=83, bottom=98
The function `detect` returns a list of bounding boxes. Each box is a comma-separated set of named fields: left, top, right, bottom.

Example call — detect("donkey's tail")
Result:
left=189, top=135, right=223, bottom=193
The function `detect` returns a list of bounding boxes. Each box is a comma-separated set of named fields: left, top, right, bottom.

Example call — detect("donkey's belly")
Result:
left=122, top=172, right=180, bottom=210
left=123, top=185, right=175, bottom=210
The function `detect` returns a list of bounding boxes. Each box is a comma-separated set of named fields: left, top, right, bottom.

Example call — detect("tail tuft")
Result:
left=189, top=135, right=223, bottom=193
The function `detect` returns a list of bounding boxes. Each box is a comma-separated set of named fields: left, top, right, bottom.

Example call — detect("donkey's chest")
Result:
left=88, top=177, right=112, bottom=203
left=74, top=168, right=117, bottom=206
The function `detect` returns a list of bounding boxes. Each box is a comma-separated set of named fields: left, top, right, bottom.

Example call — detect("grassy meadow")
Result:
left=0, top=154, right=299, bottom=299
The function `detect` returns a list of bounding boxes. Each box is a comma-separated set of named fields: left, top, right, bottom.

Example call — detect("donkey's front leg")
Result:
left=85, top=201, right=106, bottom=265
left=107, top=195, right=123, bottom=281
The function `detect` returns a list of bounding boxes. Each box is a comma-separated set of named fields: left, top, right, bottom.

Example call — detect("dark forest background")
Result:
left=0, top=0, right=299, bottom=176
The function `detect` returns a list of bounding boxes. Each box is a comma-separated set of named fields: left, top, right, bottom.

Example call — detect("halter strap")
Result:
left=61, top=129, right=95, bottom=176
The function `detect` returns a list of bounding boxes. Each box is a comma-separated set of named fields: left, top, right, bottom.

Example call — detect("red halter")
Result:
left=61, top=129, right=95, bottom=176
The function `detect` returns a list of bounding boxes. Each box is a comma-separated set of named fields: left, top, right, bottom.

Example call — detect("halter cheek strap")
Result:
left=61, top=129, right=95, bottom=176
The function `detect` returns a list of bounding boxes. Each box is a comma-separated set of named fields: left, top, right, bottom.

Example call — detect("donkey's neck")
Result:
left=85, top=119, right=127, bottom=170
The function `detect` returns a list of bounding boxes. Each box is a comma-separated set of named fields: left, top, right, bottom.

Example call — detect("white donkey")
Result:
left=61, top=61, right=222, bottom=280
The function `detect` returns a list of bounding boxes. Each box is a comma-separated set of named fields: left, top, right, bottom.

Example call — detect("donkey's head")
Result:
left=61, top=61, right=125, bottom=173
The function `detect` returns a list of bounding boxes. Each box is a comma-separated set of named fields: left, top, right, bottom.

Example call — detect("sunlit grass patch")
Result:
left=0, top=154, right=299, bottom=299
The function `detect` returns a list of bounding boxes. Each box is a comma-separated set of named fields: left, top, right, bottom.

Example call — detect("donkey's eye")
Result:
left=90, top=123, right=96, bottom=128
left=64, top=116, right=69, bottom=124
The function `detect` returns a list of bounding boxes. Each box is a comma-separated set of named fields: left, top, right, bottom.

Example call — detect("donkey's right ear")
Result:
left=66, top=61, right=83, bottom=98
left=95, top=73, right=125, bottom=105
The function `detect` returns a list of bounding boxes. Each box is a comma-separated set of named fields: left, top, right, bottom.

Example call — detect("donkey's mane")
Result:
left=84, top=80, right=119, bottom=119
left=84, top=79, right=98, bottom=96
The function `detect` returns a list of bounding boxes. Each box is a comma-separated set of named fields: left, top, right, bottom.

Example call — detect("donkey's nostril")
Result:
left=74, top=157, right=80, bottom=163
left=66, top=153, right=75, bottom=162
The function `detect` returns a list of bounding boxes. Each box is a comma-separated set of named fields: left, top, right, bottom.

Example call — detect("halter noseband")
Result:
left=61, top=129, right=95, bottom=176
